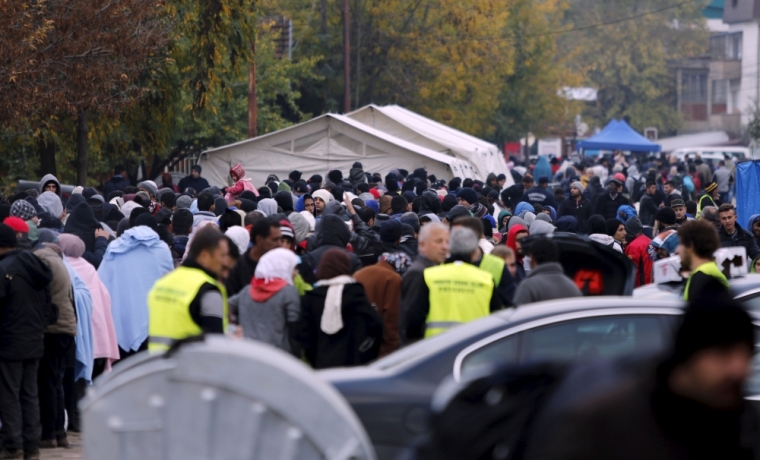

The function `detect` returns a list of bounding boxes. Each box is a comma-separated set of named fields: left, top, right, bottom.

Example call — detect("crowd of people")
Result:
left=0, top=151, right=753, bottom=459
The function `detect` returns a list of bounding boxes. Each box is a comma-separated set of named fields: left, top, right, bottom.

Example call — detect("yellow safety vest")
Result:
left=147, top=266, right=228, bottom=352
left=683, top=261, right=729, bottom=301
left=697, top=194, right=715, bottom=214
left=480, top=254, right=505, bottom=287
left=423, top=262, right=493, bottom=338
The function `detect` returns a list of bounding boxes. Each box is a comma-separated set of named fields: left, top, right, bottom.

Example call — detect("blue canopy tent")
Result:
left=736, top=161, right=760, bottom=233
left=576, top=120, right=662, bottom=154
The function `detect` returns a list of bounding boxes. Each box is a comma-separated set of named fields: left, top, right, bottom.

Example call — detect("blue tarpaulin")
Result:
left=736, top=161, right=760, bottom=232
left=576, top=120, right=661, bottom=153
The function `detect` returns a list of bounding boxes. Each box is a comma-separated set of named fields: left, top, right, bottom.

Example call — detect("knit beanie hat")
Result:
left=176, top=195, right=193, bottom=209
left=571, top=181, right=585, bottom=193
left=457, top=188, right=478, bottom=206
left=655, top=207, right=677, bottom=226
left=11, top=200, right=36, bottom=221
left=138, top=181, right=158, bottom=198
left=605, top=218, right=622, bottom=237
left=230, top=163, right=246, bottom=181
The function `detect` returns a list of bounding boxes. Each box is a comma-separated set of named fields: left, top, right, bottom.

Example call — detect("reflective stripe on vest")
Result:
left=423, top=262, right=493, bottom=338
left=480, top=254, right=505, bottom=287
left=683, top=261, right=729, bottom=301
left=147, top=266, right=228, bottom=352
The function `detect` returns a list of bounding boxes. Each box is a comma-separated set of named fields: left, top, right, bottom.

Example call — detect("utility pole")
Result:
left=248, top=1, right=258, bottom=138
left=343, top=0, right=351, bottom=113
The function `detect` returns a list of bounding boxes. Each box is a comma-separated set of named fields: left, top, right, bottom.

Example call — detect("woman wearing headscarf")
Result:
left=379, top=195, right=393, bottom=215
left=58, top=234, right=120, bottom=377
left=506, top=224, right=529, bottom=281
left=63, top=202, right=110, bottom=268
left=230, top=248, right=301, bottom=355
left=296, top=249, right=383, bottom=369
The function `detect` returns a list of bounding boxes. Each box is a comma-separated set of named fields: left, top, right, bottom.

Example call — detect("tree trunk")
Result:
left=343, top=0, right=351, bottom=113
left=76, top=111, right=88, bottom=186
left=37, top=136, right=57, bottom=178
left=320, top=0, right=327, bottom=34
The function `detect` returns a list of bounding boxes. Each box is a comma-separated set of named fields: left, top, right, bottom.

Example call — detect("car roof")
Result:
left=633, top=274, right=760, bottom=300
left=370, top=297, right=687, bottom=372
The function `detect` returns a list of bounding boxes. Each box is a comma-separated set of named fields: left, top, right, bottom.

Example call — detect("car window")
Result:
left=459, top=334, right=519, bottom=376
left=740, top=293, right=760, bottom=312
left=521, top=316, right=664, bottom=363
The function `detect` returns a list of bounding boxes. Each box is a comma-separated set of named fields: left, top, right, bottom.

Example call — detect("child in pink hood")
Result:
left=225, top=163, right=258, bottom=203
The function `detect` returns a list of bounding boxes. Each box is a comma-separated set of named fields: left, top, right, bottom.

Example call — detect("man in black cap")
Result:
left=671, top=198, right=692, bottom=226
left=526, top=278, right=760, bottom=459
left=0, top=223, right=57, bottom=459
left=593, top=178, right=629, bottom=220
left=178, top=165, right=210, bottom=194
left=521, top=177, right=557, bottom=209
left=286, top=170, right=302, bottom=187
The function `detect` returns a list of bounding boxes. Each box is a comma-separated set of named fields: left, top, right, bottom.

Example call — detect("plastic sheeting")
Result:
left=736, top=161, right=760, bottom=232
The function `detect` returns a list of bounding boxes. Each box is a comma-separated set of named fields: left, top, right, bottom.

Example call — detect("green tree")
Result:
left=558, top=0, right=708, bottom=134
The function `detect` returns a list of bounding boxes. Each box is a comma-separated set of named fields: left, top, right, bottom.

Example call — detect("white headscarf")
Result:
left=257, top=198, right=278, bottom=217
left=119, top=201, right=141, bottom=219
left=225, top=226, right=250, bottom=255
left=299, top=210, right=316, bottom=232
left=254, top=248, right=299, bottom=285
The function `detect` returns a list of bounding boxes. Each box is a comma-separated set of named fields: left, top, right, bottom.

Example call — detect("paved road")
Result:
left=39, top=433, right=83, bottom=459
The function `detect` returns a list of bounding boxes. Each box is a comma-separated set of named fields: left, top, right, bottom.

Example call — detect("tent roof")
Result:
left=198, top=112, right=477, bottom=187
left=576, top=120, right=661, bottom=152
left=347, top=104, right=511, bottom=185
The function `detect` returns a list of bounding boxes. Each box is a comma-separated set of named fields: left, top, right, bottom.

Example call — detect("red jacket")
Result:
left=625, top=234, right=653, bottom=287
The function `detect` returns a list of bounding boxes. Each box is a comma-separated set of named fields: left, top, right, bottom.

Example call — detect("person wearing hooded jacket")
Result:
left=296, top=249, right=383, bottom=369
left=624, top=217, right=653, bottom=287
left=63, top=202, right=110, bottom=269
left=299, top=214, right=362, bottom=284
left=39, top=174, right=62, bottom=198
left=747, top=214, right=760, bottom=249
left=32, top=241, right=77, bottom=449
left=349, top=162, right=366, bottom=187
left=0, top=224, right=56, bottom=459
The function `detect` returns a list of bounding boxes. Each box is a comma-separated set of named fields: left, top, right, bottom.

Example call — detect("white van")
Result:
left=670, top=146, right=751, bottom=163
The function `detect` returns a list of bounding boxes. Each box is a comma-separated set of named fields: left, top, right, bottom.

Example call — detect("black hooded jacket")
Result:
left=300, top=215, right=363, bottom=284
left=296, top=282, right=383, bottom=369
left=0, top=249, right=57, bottom=360
left=63, top=202, right=109, bottom=268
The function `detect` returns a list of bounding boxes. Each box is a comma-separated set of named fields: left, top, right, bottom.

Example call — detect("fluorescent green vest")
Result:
left=479, top=254, right=505, bottom=287
left=148, top=266, right=228, bottom=352
left=683, top=261, right=729, bottom=301
left=423, top=262, right=493, bottom=338
left=698, top=194, right=715, bottom=214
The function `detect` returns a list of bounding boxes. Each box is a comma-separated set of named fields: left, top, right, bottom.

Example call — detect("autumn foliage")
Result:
left=0, top=0, right=171, bottom=127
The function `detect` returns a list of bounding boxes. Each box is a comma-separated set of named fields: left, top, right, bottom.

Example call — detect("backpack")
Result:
left=682, top=175, right=695, bottom=193
left=416, top=362, right=568, bottom=460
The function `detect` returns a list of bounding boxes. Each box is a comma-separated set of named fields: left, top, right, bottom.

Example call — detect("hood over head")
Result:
left=39, top=174, right=62, bottom=197
left=315, top=214, right=351, bottom=248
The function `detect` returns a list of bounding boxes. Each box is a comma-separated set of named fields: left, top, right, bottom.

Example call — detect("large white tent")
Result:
left=197, top=112, right=476, bottom=188
left=348, top=104, right=513, bottom=187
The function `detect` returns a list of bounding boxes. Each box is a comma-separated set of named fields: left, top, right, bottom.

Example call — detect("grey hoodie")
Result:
left=513, top=262, right=582, bottom=306
left=230, top=285, right=301, bottom=354
left=529, top=219, right=555, bottom=236
left=39, top=174, right=62, bottom=197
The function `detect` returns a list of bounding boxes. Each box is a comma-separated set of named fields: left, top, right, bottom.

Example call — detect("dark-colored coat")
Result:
left=557, top=197, right=592, bottom=232
left=593, top=193, right=629, bottom=220
left=300, top=215, right=363, bottom=284
left=719, top=222, right=760, bottom=261
left=177, top=175, right=211, bottom=194
left=400, top=255, right=436, bottom=344
left=521, top=186, right=557, bottom=209
left=63, top=202, right=109, bottom=268
left=525, top=368, right=760, bottom=460
left=638, top=194, right=659, bottom=227
left=0, top=250, right=57, bottom=360
left=296, top=283, right=383, bottom=369
left=103, top=175, right=130, bottom=198
left=501, top=184, right=526, bottom=212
